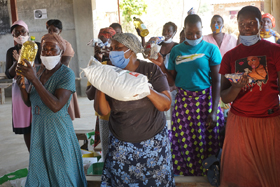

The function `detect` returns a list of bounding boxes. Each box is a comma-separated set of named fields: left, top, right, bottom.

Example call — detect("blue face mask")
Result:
left=185, top=36, right=203, bottom=46
left=109, top=49, right=131, bottom=69
left=240, top=35, right=260, bottom=46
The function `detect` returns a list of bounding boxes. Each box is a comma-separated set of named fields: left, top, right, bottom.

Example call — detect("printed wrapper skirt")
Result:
left=101, top=125, right=175, bottom=187
left=171, top=87, right=224, bottom=176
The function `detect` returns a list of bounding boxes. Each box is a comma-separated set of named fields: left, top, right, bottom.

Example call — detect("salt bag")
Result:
left=82, top=56, right=151, bottom=101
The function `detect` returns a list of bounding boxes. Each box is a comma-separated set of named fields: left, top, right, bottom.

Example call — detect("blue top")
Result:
left=168, top=40, right=222, bottom=91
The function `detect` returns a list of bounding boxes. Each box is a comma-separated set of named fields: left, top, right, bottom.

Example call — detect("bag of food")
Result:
left=82, top=57, right=151, bottom=101
left=225, top=73, right=254, bottom=84
left=143, top=36, right=165, bottom=59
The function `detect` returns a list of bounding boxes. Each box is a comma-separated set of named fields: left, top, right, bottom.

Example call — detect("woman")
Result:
left=203, top=15, right=237, bottom=57
left=151, top=14, right=224, bottom=176
left=260, top=13, right=280, bottom=44
left=220, top=6, right=280, bottom=187
left=86, top=27, right=116, bottom=160
left=95, top=33, right=175, bottom=186
left=46, top=19, right=80, bottom=120
left=109, top=22, right=123, bottom=34
left=5, top=20, right=41, bottom=151
left=16, top=33, right=87, bottom=186
left=203, top=15, right=237, bottom=120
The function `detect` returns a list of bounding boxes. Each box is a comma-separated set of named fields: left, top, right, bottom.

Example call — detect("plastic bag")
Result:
left=143, top=36, right=165, bottom=59
left=0, top=168, right=28, bottom=187
left=82, top=57, right=151, bottom=101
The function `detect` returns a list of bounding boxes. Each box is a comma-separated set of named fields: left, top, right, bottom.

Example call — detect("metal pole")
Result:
left=118, top=0, right=121, bottom=24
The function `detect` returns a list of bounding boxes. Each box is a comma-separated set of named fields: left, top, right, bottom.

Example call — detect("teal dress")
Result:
left=25, top=65, right=87, bottom=187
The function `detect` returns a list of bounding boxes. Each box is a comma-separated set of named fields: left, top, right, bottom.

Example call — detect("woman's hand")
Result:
left=148, top=53, right=164, bottom=67
left=94, top=43, right=103, bottom=62
left=16, top=75, right=25, bottom=89
left=16, top=59, right=37, bottom=83
left=12, top=49, right=21, bottom=62
left=230, top=73, right=249, bottom=90
left=206, top=111, right=217, bottom=130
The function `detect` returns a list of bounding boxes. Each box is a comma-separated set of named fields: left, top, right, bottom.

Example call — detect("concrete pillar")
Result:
left=264, top=0, right=271, bottom=13
left=264, top=0, right=280, bottom=32
left=271, top=0, right=280, bottom=32
left=73, top=0, right=95, bottom=96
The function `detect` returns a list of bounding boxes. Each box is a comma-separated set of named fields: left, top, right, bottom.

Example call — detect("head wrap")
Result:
left=98, top=27, right=116, bottom=39
left=10, top=20, right=29, bottom=33
left=41, top=33, right=66, bottom=53
left=262, top=13, right=275, bottom=28
left=112, top=33, right=143, bottom=54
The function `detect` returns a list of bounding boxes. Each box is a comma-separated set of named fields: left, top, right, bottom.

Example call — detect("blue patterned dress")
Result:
left=25, top=65, right=87, bottom=187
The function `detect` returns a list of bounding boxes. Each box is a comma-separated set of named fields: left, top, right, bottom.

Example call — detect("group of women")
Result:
left=5, top=5, right=280, bottom=187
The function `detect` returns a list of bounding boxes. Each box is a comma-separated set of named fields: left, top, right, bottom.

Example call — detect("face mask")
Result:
left=109, top=49, right=130, bottom=69
left=185, top=36, right=203, bottom=46
left=240, top=35, right=260, bottom=46
left=212, top=24, right=223, bottom=34
left=14, top=35, right=29, bottom=45
left=163, top=33, right=175, bottom=43
left=40, top=53, right=61, bottom=70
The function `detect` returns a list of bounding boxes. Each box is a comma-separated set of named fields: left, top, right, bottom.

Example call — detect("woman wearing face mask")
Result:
left=203, top=15, right=237, bottom=57
left=46, top=19, right=80, bottom=121
left=150, top=14, right=224, bottom=176
left=204, top=15, right=237, bottom=121
left=95, top=33, right=175, bottom=186
left=5, top=20, right=41, bottom=152
left=16, top=33, right=87, bottom=187
left=260, top=13, right=280, bottom=44
left=220, top=6, right=280, bottom=187
left=137, top=22, right=178, bottom=63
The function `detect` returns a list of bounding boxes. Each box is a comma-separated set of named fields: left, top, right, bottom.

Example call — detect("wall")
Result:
left=213, top=1, right=263, bottom=21
left=73, top=0, right=94, bottom=96
left=265, top=0, right=280, bottom=33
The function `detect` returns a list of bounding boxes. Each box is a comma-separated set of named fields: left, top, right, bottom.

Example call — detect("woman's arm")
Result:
left=147, top=89, right=171, bottom=111
left=94, top=90, right=111, bottom=116
left=210, top=65, right=221, bottom=114
left=220, top=74, right=249, bottom=104
left=5, top=49, right=18, bottom=79
left=86, top=85, right=96, bottom=100
left=149, top=53, right=176, bottom=87
left=17, top=60, right=72, bottom=113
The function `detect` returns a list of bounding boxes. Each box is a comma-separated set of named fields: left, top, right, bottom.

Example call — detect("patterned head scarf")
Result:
left=112, top=33, right=143, bottom=54
left=41, top=33, right=66, bottom=53
left=262, top=13, right=275, bottom=28
left=98, top=27, right=116, bottom=39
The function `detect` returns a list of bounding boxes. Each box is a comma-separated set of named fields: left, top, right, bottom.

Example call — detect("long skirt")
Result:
left=101, top=125, right=175, bottom=187
left=12, top=80, right=32, bottom=134
left=171, top=87, right=224, bottom=176
left=221, top=112, right=280, bottom=187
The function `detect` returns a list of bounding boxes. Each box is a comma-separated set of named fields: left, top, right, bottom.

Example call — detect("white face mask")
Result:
left=163, top=33, right=175, bottom=43
left=40, top=54, right=61, bottom=70
left=14, top=35, right=29, bottom=45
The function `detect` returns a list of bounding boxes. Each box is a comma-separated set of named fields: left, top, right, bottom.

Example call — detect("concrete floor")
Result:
left=0, top=97, right=96, bottom=186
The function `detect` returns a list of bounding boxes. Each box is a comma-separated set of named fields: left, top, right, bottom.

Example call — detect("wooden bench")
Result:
left=86, top=175, right=212, bottom=187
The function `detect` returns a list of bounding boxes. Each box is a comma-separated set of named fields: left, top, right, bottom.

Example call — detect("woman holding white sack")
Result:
left=95, top=33, right=175, bottom=186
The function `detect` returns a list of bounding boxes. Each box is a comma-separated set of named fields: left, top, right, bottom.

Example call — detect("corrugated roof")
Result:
left=211, top=0, right=264, bottom=4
